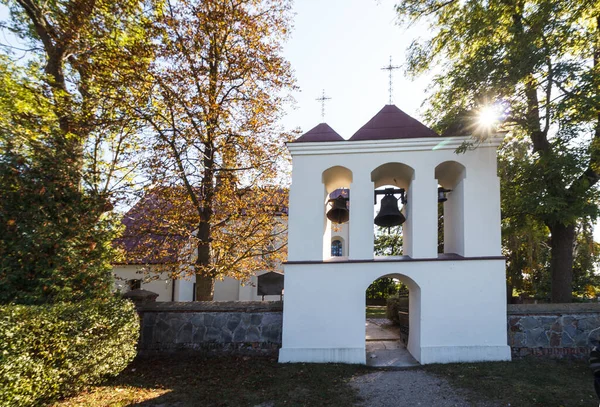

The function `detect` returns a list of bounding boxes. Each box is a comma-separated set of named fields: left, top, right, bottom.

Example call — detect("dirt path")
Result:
left=351, top=369, right=503, bottom=407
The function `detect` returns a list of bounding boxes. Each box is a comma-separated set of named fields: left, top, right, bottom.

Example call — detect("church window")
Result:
left=331, top=240, right=343, bottom=257
left=128, top=279, right=141, bottom=290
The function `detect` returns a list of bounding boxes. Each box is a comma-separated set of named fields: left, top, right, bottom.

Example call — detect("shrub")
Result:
left=0, top=148, right=122, bottom=305
left=386, top=295, right=408, bottom=325
left=0, top=298, right=139, bottom=406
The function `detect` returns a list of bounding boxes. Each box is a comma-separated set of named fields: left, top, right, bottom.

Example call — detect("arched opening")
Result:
left=370, top=163, right=414, bottom=257
left=435, top=161, right=466, bottom=256
left=364, top=273, right=420, bottom=367
left=322, top=166, right=352, bottom=259
left=331, top=236, right=344, bottom=257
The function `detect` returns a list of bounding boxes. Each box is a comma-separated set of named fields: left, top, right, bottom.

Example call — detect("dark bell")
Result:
left=374, top=193, right=406, bottom=227
left=438, top=187, right=452, bottom=202
left=326, top=195, right=349, bottom=224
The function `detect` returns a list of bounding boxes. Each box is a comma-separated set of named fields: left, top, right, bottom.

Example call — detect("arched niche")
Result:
left=370, top=163, right=415, bottom=257
left=435, top=161, right=466, bottom=256
left=435, top=160, right=466, bottom=189
left=331, top=236, right=345, bottom=257
left=322, top=165, right=353, bottom=194
left=370, top=162, right=414, bottom=189
left=322, top=166, right=352, bottom=259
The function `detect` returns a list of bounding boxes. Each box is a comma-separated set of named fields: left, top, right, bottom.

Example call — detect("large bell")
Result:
left=326, top=195, right=349, bottom=224
left=374, top=193, right=406, bottom=227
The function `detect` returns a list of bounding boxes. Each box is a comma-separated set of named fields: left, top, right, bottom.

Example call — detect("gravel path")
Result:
left=351, top=369, right=503, bottom=407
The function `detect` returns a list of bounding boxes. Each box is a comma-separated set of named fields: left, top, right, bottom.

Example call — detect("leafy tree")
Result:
left=366, top=278, right=401, bottom=300
left=0, top=1, right=153, bottom=303
left=132, top=0, right=295, bottom=300
left=371, top=227, right=405, bottom=300
left=2, top=0, right=152, bottom=195
left=0, top=60, right=119, bottom=303
left=572, top=220, right=600, bottom=299
left=500, top=134, right=600, bottom=301
left=374, top=226, right=403, bottom=256
left=396, top=0, right=600, bottom=302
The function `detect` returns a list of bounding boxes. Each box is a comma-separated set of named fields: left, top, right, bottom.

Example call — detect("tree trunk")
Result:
left=548, top=222, right=576, bottom=303
left=196, top=274, right=215, bottom=301
left=195, top=274, right=214, bottom=301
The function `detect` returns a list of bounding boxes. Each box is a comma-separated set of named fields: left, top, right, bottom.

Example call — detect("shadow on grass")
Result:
left=424, top=357, right=596, bottom=407
left=58, top=354, right=368, bottom=407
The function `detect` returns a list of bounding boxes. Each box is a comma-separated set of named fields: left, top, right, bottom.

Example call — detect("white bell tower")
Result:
left=279, top=105, right=511, bottom=365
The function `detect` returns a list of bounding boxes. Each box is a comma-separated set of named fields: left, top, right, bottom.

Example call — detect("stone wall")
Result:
left=136, top=301, right=600, bottom=360
left=508, top=303, right=600, bottom=359
left=136, top=301, right=283, bottom=354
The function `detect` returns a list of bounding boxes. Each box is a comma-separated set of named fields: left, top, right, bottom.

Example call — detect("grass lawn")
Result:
left=365, top=305, right=387, bottom=318
left=54, top=354, right=367, bottom=407
left=54, top=354, right=596, bottom=407
left=425, top=357, right=595, bottom=407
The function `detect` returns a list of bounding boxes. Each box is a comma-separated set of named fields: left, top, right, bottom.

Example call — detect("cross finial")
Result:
left=381, top=56, right=401, bottom=105
left=315, top=89, right=332, bottom=120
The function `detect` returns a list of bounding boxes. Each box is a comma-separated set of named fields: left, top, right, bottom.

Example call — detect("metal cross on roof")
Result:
left=381, top=56, right=401, bottom=105
left=315, top=89, right=332, bottom=120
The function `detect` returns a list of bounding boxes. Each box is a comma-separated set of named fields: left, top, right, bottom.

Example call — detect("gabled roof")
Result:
left=349, top=105, right=439, bottom=141
left=294, top=123, right=344, bottom=142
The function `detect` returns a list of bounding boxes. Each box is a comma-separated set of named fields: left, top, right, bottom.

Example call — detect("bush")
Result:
left=386, top=295, right=408, bottom=324
left=0, top=298, right=139, bottom=406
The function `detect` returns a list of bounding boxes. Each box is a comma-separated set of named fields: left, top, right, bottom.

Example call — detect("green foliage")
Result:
left=0, top=147, right=121, bottom=304
left=374, top=226, right=403, bottom=256
left=0, top=298, right=139, bottom=407
left=0, top=46, right=126, bottom=304
left=500, top=135, right=600, bottom=300
left=396, top=0, right=600, bottom=302
left=386, top=296, right=408, bottom=324
left=366, top=278, right=401, bottom=300
left=0, top=58, right=120, bottom=304
left=572, top=221, right=600, bottom=298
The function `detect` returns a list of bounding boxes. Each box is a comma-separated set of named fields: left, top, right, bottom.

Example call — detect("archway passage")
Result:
left=364, top=274, right=419, bottom=367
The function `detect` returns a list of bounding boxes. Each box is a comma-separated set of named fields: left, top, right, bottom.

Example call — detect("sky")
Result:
left=279, top=0, right=432, bottom=138
left=2, top=1, right=597, bottom=240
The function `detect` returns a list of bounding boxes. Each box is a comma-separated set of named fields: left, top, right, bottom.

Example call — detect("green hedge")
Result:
left=0, top=298, right=139, bottom=406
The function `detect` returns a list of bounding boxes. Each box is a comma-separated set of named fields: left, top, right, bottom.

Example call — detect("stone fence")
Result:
left=135, top=301, right=600, bottom=360
left=507, top=303, right=600, bottom=359
left=136, top=301, right=283, bottom=355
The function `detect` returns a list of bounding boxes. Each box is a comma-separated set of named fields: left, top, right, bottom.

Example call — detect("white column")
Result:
left=323, top=212, right=332, bottom=259
left=287, top=161, right=325, bottom=261
left=406, top=174, right=438, bottom=259
left=463, top=175, right=502, bottom=257
left=349, top=172, right=374, bottom=260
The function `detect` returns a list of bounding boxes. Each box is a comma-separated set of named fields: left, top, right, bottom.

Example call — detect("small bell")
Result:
left=374, top=192, right=406, bottom=228
left=438, top=187, right=452, bottom=202
left=326, top=195, right=349, bottom=224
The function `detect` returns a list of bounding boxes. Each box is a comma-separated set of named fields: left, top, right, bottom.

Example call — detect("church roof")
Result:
left=349, top=105, right=439, bottom=141
left=294, top=123, right=344, bottom=142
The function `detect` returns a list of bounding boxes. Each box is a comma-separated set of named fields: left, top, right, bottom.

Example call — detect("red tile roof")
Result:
left=294, top=123, right=344, bottom=142
left=349, top=105, right=439, bottom=141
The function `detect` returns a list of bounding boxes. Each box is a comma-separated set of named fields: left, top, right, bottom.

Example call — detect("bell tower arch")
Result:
left=280, top=105, right=510, bottom=365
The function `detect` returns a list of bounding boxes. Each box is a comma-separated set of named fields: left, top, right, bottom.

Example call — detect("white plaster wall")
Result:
left=279, top=259, right=510, bottom=364
left=214, top=277, right=240, bottom=301
left=176, top=277, right=195, bottom=301
left=214, top=272, right=282, bottom=301
left=329, top=223, right=349, bottom=258
left=287, top=137, right=503, bottom=261
left=288, top=156, right=326, bottom=261
left=112, top=265, right=174, bottom=302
